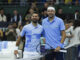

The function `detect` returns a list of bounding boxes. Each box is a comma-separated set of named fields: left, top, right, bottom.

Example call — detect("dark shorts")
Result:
left=45, top=49, right=64, bottom=60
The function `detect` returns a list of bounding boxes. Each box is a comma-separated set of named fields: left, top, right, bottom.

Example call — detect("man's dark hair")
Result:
left=32, top=11, right=39, bottom=16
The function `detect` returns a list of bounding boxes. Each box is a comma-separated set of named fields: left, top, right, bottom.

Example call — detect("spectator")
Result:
left=30, top=2, right=39, bottom=12
left=65, top=0, right=72, bottom=4
left=5, top=23, right=17, bottom=41
left=0, top=29, right=3, bottom=40
left=68, top=20, right=74, bottom=27
left=20, top=0, right=27, bottom=6
left=41, top=9, right=48, bottom=20
left=65, top=20, right=80, bottom=60
left=64, top=20, right=74, bottom=60
left=43, top=2, right=49, bottom=9
left=65, top=13, right=73, bottom=20
left=55, top=0, right=64, bottom=4
left=11, top=10, right=22, bottom=23
left=74, top=10, right=80, bottom=20
left=12, top=22, right=17, bottom=29
left=16, top=22, right=23, bottom=38
left=25, top=8, right=34, bottom=22
left=0, top=8, right=7, bottom=22
left=56, top=8, right=65, bottom=20
left=41, top=2, right=49, bottom=14
left=40, top=2, right=49, bottom=22
left=75, top=0, right=79, bottom=5
left=64, top=23, right=70, bottom=47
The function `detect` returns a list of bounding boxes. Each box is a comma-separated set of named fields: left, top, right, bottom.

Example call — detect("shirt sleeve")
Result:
left=59, top=20, right=65, bottom=31
left=20, top=26, right=26, bottom=37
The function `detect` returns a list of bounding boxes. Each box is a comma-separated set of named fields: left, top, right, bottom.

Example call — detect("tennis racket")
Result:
left=36, top=43, right=67, bottom=58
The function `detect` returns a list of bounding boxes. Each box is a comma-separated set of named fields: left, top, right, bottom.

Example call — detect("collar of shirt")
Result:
left=30, top=22, right=39, bottom=29
left=47, top=16, right=56, bottom=24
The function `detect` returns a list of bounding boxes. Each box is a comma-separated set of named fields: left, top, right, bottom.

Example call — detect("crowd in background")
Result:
left=0, top=0, right=80, bottom=5
left=0, top=2, right=80, bottom=41
left=0, top=1, right=80, bottom=60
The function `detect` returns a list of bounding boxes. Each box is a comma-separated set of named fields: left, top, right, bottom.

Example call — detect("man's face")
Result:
left=14, top=10, right=18, bottom=15
left=29, top=9, right=34, bottom=14
left=8, top=25, right=13, bottom=29
left=31, top=13, right=39, bottom=23
left=58, top=9, right=62, bottom=14
left=13, top=23, right=17, bottom=28
left=44, top=3, right=48, bottom=8
left=0, top=10, right=4, bottom=15
left=47, top=10, right=55, bottom=18
left=65, top=24, right=69, bottom=29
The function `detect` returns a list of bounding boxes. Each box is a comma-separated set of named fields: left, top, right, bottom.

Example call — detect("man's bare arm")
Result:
left=55, top=30, right=66, bottom=52
left=14, top=36, right=21, bottom=55
left=16, top=36, right=21, bottom=46
left=61, top=30, right=66, bottom=43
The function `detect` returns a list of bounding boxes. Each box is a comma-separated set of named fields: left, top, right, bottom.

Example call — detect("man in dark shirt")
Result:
left=5, top=23, right=17, bottom=41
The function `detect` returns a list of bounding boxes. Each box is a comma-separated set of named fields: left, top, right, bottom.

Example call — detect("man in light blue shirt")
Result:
left=14, top=12, right=43, bottom=60
left=42, top=6, right=66, bottom=60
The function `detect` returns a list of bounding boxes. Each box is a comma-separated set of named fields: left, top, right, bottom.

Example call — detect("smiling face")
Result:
left=31, top=13, right=39, bottom=23
left=14, top=10, right=18, bottom=15
left=47, top=7, right=56, bottom=18
left=0, top=9, right=4, bottom=15
left=47, top=9, right=55, bottom=18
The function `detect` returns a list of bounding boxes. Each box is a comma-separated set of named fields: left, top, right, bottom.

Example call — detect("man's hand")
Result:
left=54, top=46, right=61, bottom=52
left=14, top=50, right=18, bottom=55
left=42, top=38, right=45, bottom=44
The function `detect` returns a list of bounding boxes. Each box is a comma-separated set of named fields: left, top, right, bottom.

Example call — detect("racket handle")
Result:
left=59, top=50, right=67, bottom=53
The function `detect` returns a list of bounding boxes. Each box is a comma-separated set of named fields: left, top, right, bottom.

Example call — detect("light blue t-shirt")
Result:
left=20, top=23, right=43, bottom=52
left=42, top=16, right=65, bottom=49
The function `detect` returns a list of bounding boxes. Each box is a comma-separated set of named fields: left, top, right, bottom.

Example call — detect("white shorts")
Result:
left=17, top=51, right=42, bottom=60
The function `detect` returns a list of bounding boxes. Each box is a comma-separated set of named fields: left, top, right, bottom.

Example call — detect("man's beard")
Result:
left=32, top=20, right=38, bottom=23
left=48, top=14, right=55, bottom=18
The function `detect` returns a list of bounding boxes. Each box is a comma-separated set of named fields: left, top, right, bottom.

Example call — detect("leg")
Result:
left=75, top=47, right=78, bottom=60
left=78, top=45, right=80, bottom=60
left=56, top=52, right=64, bottom=60
left=45, top=51, right=56, bottom=60
left=64, top=48, right=72, bottom=60
left=69, top=47, right=78, bottom=60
